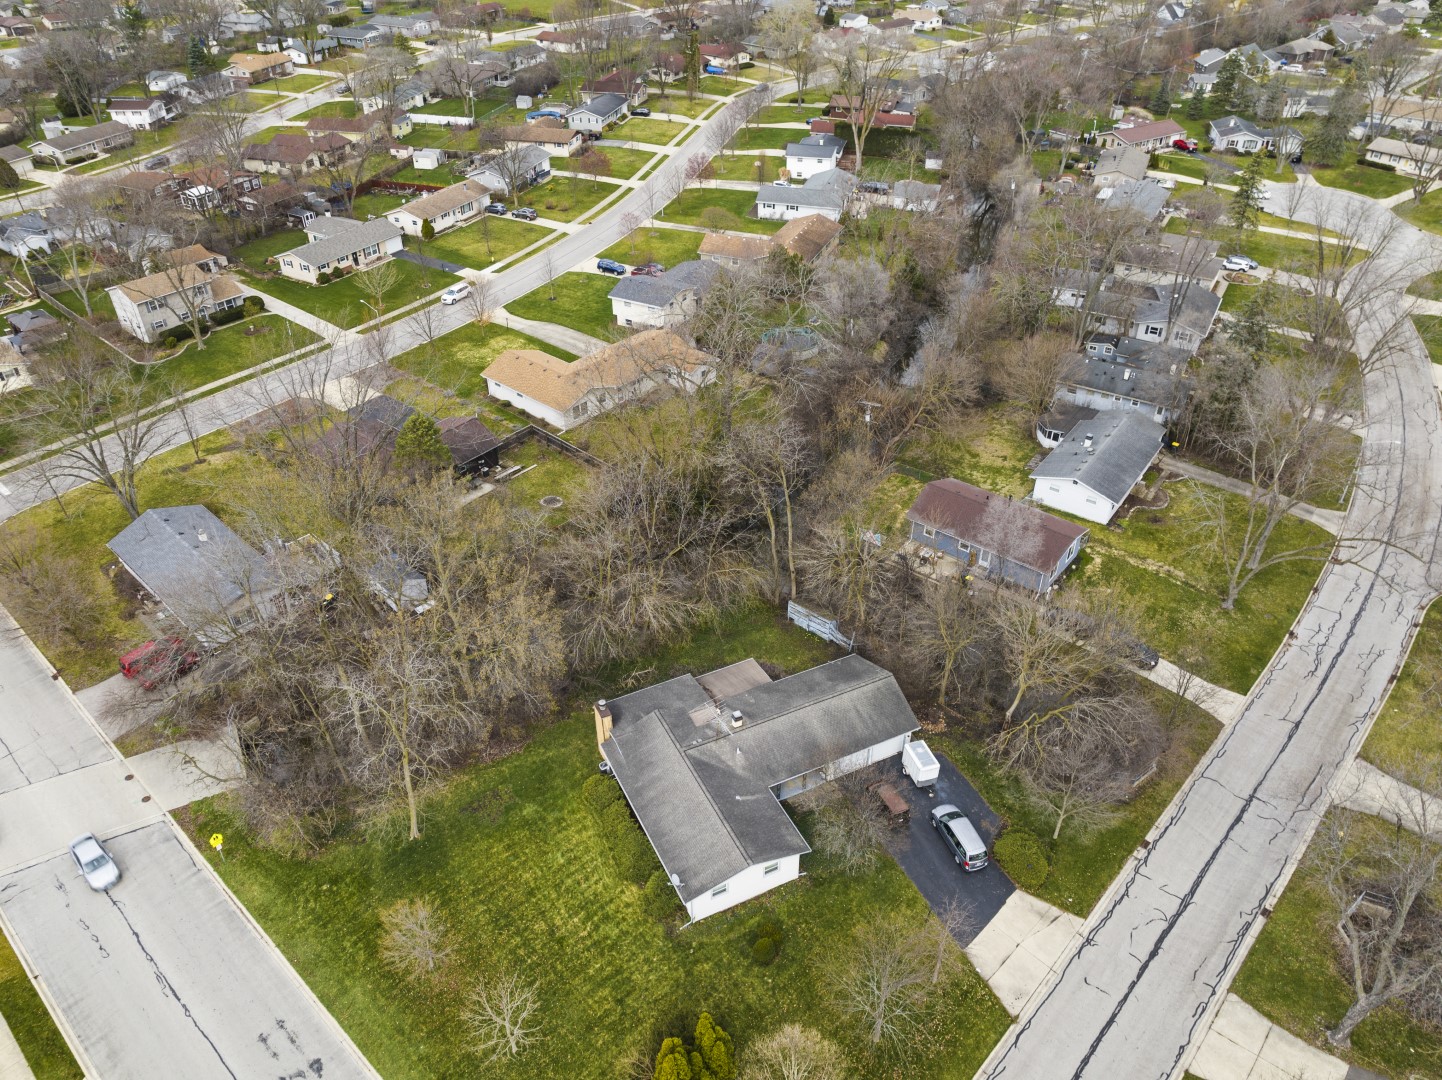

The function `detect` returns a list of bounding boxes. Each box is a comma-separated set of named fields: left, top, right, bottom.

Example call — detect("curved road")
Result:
left=979, top=184, right=1442, bottom=1077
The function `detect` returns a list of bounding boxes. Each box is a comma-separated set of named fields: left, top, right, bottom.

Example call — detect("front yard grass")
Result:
left=147, top=314, right=321, bottom=390
left=709, top=152, right=783, bottom=183
left=1163, top=217, right=1365, bottom=272
left=0, top=929, right=81, bottom=1079
left=293, top=99, right=360, bottom=119
left=232, top=229, right=308, bottom=268
left=390, top=320, right=576, bottom=403
left=514, top=175, right=622, bottom=222
left=576, top=145, right=656, bottom=179
left=505, top=272, right=618, bottom=340
left=240, top=258, right=458, bottom=329
left=732, top=125, right=800, bottom=151
left=598, top=225, right=703, bottom=268
left=1392, top=187, right=1442, bottom=235
left=753, top=102, right=826, bottom=125
left=179, top=604, right=1010, bottom=1080
left=1413, top=315, right=1442, bottom=364
left=1407, top=270, right=1442, bottom=300
left=612, top=117, right=690, bottom=145
left=412, top=216, right=552, bottom=271
left=658, top=187, right=785, bottom=233
left=1312, top=160, right=1414, bottom=200
left=1231, top=809, right=1442, bottom=1080
left=645, top=94, right=716, bottom=118
left=1362, top=598, right=1442, bottom=770
left=264, top=73, right=335, bottom=93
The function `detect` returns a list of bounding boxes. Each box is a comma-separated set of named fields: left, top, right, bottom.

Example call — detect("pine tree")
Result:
left=1211, top=53, right=1243, bottom=112
left=0, top=157, right=20, bottom=191
left=1184, top=83, right=1207, bottom=120
left=418, top=218, right=435, bottom=285
left=822, top=4, right=835, bottom=23
left=393, top=413, right=451, bottom=474
left=655, top=1037, right=693, bottom=1080
left=1149, top=76, right=1171, bottom=117
left=1230, top=151, right=1265, bottom=232
left=188, top=37, right=210, bottom=76
left=692, top=1013, right=735, bottom=1080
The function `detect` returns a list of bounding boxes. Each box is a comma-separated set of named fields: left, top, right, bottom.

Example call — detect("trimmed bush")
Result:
left=641, top=869, right=680, bottom=921
left=601, top=799, right=656, bottom=884
left=162, top=335, right=177, bottom=348
left=242, top=295, right=265, bottom=316
left=749, top=914, right=783, bottom=966
left=994, top=828, right=1049, bottom=891
left=208, top=305, right=247, bottom=327
left=581, top=772, right=620, bottom=814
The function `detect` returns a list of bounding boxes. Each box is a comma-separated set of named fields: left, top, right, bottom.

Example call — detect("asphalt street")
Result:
left=0, top=605, right=378, bottom=1079
left=978, top=184, right=1442, bottom=1078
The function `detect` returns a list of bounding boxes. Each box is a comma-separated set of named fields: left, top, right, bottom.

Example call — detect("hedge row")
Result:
left=581, top=773, right=657, bottom=885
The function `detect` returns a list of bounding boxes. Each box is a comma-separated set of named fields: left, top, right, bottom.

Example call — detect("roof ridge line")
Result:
left=655, top=704, right=752, bottom=868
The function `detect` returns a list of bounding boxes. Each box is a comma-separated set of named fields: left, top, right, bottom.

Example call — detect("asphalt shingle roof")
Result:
left=285, top=217, right=402, bottom=268
left=1030, top=412, right=1165, bottom=506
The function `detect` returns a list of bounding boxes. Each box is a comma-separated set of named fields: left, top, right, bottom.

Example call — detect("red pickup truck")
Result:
left=119, top=637, right=199, bottom=690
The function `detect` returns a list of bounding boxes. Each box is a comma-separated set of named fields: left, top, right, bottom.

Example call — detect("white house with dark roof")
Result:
left=609, top=260, right=720, bottom=328
left=596, top=653, right=920, bottom=921
left=386, top=178, right=491, bottom=235
left=276, top=216, right=404, bottom=283
left=568, top=92, right=629, bottom=132
left=1208, top=114, right=1273, bottom=153
left=784, top=132, right=845, bottom=179
left=29, top=120, right=134, bottom=164
left=106, top=264, right=245, bottom=344
left=107, top=96, right=179, bottom=131
left=756, top=169, right=856, bottom=221
left=1029, top=412, right=1165, bottom=523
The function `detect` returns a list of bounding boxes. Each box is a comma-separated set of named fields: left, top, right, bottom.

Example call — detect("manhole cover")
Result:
left=539, top=496, right=564, bottom=509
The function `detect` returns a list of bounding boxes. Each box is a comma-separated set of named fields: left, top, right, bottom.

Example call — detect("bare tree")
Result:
left=808, top=772, right=886, bottom=874
left=1018, top=726, right=1135, bottom=839
left=828, top=918, right=932, bottom=1046
left=758, top=0, right=818, bottom=105
left=742, top=1025, right=847, bottom=1080
left=379, top=897, right=453, bottom=976
left=463, top=971, right=541, bottom=1062
left=998, top=331, right=1080, bottom=426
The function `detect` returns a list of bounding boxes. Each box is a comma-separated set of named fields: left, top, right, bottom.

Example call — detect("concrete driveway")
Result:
left=878, top=752, right=1014, bottom=945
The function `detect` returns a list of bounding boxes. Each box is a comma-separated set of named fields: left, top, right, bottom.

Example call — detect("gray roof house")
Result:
left=0, top=211, right=50, bottom=257
left=568, top=92, right=629, bottom=132
left=756, top=169, right=857, bottom=222
left=1194, top=47, right=1227, bottom=72
left=1058, top=342, right=1192, bottom=426
left=1053, top=271, right=1221, bottom=354
left=609, top=259, right=720, bottom=328
left=332, top=22, right=384, bottom=47
left=596, top=653, right=920, bottom=921
left=1208, top=114, right=1273, bottom=152
left=1093, top=145, right=1149, bottom=186
left=1113, top=234, right=1224, bottom=291
left=1030, top=412, right=1166, bottom=524
left=107, top=505, right=275, bottom=635
left=1096, top=177, right=1169, bottom=221
left=783, top=132, right=845, bottom=179
left=277, top=216, right=405, bottom=284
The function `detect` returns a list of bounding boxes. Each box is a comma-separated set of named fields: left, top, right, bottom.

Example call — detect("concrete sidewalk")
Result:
left=493, top=310, right=608, bottom=355
left=1189, top=995, right=1353, bottom=1080
left=965, top=891, right=1084, bottom=1015
left=1139, top=657, right=1248, bottom=725
left=0, top=1013, right=35, bottom=1080
left=1336, top=757, right=1442, bottom=840
left=1162, top=455, right=1347, bottom=535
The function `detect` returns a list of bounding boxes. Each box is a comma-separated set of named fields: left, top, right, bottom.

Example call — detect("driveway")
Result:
left=877, top=752, right=1014, bottom=945
left=395, top=248, right=465, bottom=274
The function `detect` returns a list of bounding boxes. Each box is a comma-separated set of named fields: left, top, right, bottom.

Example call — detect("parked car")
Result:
left=69, top=833, right=120, bottom=891
left=1222, top=254, right=1258, bottom=272
left=440, top=282, right=472, bottom=305
left=632, top=106, right=651, bottom=117
left=1290, top=152, right=1303, bottom=164
left=596, top=258, right=626, bottom=275
left=1127, top=640, right=1161, bottom=670
left=145, top=155, right=170, bottom=169
left=484, top=202, right=508, bottom=215
left=630, top=264, right=662, bottom=276
left=424, top=37, right=438, bottom=44
left=640, top=262, right=664, bottom=273
left=511, top=206, right=539, bottom=220
left=119, top=637, right=199, bottom=691
left=1171, top=138, right=1198, bottom=153
left=930, top=804, right=989, bottom=871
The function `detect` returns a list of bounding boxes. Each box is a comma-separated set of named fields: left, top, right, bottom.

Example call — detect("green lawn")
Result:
left=732, top=126, right=800, bottom=151
left=598, top=226, right=703, bottom=268
left=180, top=605, right=1010, bottom=1080
left=1407, top=269, right=1442, bottom=300
left=1312, top=160, right=1414, bottom=200
left=240, top=258, right=458, bottom=329
left=391, top=321, right=574, bottom=406
left=1163, top=217, right=1363, bottom=272
left=575, top=146, right=656, bottom=180
left=753, top=103, right=826, bottom=125
left=695, top=75, right=745, bottom=96
left=644, top=94, right=716, bottom=118
left=1415, top=315, right=1442, bottom=366
left=410, top=97, right=476, bottom=117
left=1232, top=811, right=1442, bottom=1080
left=503, top=437, right=592, bottom=510
left=709, top=153, right=784, bottom=183
left=148, top=315, right=321, bottom=390
left=414, top=216, right=552, bottom=271
left=658, top=187, right=784, bottom=234
left=1393, top=186, right=1442, bottom=234
left=612, top=117, right=690, bottom=145
left=232, top=229, right=308, bottom=268
left=350, top=192, right=409, bottom=219
left=515, top=175, right=623, bottom=222
left=0, top=930, right=81, bottom=1079
left=506, top=272, right=618, bottom=339
left=264, top=73, right=336, bottom=93
left=293, top=99, right=360, bottom=120
left=1363, top=598, right=1442, bottom=770
left=1148, top=153, right=1211, bottom=183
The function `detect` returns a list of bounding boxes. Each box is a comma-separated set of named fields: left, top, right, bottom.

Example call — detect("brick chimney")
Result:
left=594, top=698, right=613, bottom=748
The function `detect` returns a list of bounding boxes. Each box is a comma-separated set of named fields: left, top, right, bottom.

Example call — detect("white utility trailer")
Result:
left=902, top=738, right=940, bottom=789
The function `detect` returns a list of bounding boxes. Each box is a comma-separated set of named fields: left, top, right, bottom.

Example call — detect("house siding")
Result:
left=908, top=519, right=1078, bottom=592
left=684, top=855, right=801, bottom=921
left=1030, top=478, right=1119, bottom=524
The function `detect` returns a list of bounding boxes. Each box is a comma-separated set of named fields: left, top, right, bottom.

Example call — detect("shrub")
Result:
left=162, top=335, right=177, bottom=348
left=581, top=772, right=620, bottom=814
left=601, top=799, right=656, bottom=884
left=317, top=270, right=332, bottom=284
left=242, top=295, right=265, bottom=315
left=641, top=869, right=680, bottom=921
left=994, top=828, right=1049, bottom=891
left=208, top=305, right=246, bottom=327
left=749, top=914, right=783, bottom=966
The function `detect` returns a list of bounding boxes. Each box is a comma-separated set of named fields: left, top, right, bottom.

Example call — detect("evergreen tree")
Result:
left=822, top=5, right=835, bottom=24
left=393, top=413, right=451, bottom=474
left=1149, top=75, right=1171, bottom=116
left=1185, top=83, right=1207, bottom=120
left=692, top=1013, right=735, bottom=1080
left=118, top=2, right=147, bottom=58
left=1309, top=85, right=1361, bottom=167
left=684, top=29, right=701, bottom=99
left=1211, top=53, right=1243, bottom=112
left=418, top=218, right=435, bottom=285
left=1230, top=151, right=1266, bottom=232
left=188, top=37, right=210, bottom=76
left=0, top=157, right=20, bottom=191
left=655, top=1037, right=693, bottom=1080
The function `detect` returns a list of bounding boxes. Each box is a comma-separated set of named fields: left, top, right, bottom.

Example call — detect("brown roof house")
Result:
left=224, top=51, right=294, bottom=85
left=484, top=329, right=715, bottom=430
left=699, top=213, right=842, bottom=268
left=153, top=244, right=228, bottom=274
left=906, top=478, right=1089, bottom=594
left=242, top=132, right=351, bottom=175
left=698, top=232, right=774, bottom=267
left=502, top=118, right=583, bottom=157
left=385, top=178, right=491, bottom=236
left=1102, top=117, right=1185, bottom=152
left=105, top=263, right=246, bottom=345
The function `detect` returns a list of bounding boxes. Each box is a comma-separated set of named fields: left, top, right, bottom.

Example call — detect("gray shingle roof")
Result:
left=1066, top=356, right=1188, bottom=409
left=1030, top=412, right=1165, bottom=506
left=286, top=217, right=402, bottom=268
left=784, top=132, right=845, bottom=158
left=602, top=654, right=919, bottom=902
left=1099, top=178, right=1169, bottom=220
left=574, top=92, right=627, bottom=118
left=106, top=505, right=271, bottom=626
left=608, top=259, right=719, bottom=307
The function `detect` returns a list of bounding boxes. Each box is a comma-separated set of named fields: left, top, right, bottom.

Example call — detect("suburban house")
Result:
left=697, top=213, right=843, bottom=268
left=242, top=132, right=351, bottom=175
left=224, top=52, right=294, bottom=85
left=276, top=217, right=404, bottom=284
left=307, top=113, right=413, bottom=141
left=1029, top=412, right=1166, bottom=524
left=1368, top=98, right=1442, bottom=135
left=1208, top=114, right=1275, bottom=153
left=113, top=169, right=182, bottom=203
left=609, top=260, right=720, bottom=329
left=468, top=143, right=552, bottom=193
left=1096, top=178, right=1170, bottom=221
left=1056, top=335, right=1192, bottom=425
left=106, top=264, right=245, bottom=344
left=1231, top=42, right=1284, bottom=76
left=828, top=93, right=916, bottom=129
left=699, top=42, right=750, bottom=69
left=0, top=144, right=31, bottom=179
left=0, top=17, right=33, bottom=36
left=283, top=37, right=339, bottom=65
left=0, top=211, right=49, bottom=256
left=906, top=478, right=1089, bottom=594
left=332, top=23, right=385, bottom=47
left=153, top=244, right=228, bottom=276
left=1092, top=145, right=1149, bottom=187
left=29, top=120, right=134, bottom=164
left=1273, top=36, right=1334, bottom=65
left=596, top=654, right=920, bottom=922
left=1365, top=137, right=1436, bottom=178
left=756, top=169, right=856, bottom=222
left=568, top=92, right=629, bottom=132
left=887, top=179, right=943, bottom=212
left=387, top=178, right=491, bottom=235
left=106, top=96, right=179, bottom=131
left=838, top=13, right=868, bottom=29
left=106, top=505, right=277, bottom=637
left=582, top=68, right=649, bottom=106
left=784, top=132, right=845, bottom=180
left=360, top=77, right=436, bottom=114
left=176, top=167, right=262, bottom=211
left=536, top=29, right=580, bottom=52
left=369, top=11, right=439, bottom=36
left=1113, top=235, right=1224, bottom=292
left=1102, top=118, right=1185, bottom=153
left=896, top=6, right=943, bottom=29
left=1053, top=271, right=1221, bottom=353
left=483, top=330, right=714, bottom=430
left=503, top=119, right=583, bottom=156
left=1193, top=47, right=1228, bottom=73
left=698, top=233, right=774, bottom=267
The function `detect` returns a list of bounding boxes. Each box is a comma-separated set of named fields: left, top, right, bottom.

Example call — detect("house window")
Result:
left=763, top=863, right=780, bottom=876
left=1145, top=325, right=1162, bottom=337
left=711, top=884, right=728, bottom=897
left=363, top=244, right=380, bottom=257
left=921, top=525, right=936, bottom=539
left=151, top=320, right=166, bottom=330
left=786, top=205, right=799, bottom=212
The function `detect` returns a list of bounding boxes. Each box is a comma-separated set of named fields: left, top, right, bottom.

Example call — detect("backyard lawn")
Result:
left=514, top=175, right=623, bottom=222
left=1311, top=160, right=1414, bottom=200
left=612, top=117, right=690, bottom=145
left=657, top=188, right=785, bottom=233
left=505, top=272, right=618, bottom=339
left=598, top=226, right=703, bottom=268
left=390, top=320, right=576, bottom=403
left=241, top=258, right=458, bottom=329
left=179, top=605, right=1011, bottom=1080
left=1363, top=599, right=1442, bottom=770
left=1232, top=810, right=1442, bottom=1080
left=233, top=229, right=308, bottom=268
left=411, top=216, right=553, bottom=271
left=350, top=193, right=409, bottom=219
left=0, top=930, right=80, bottom=1079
